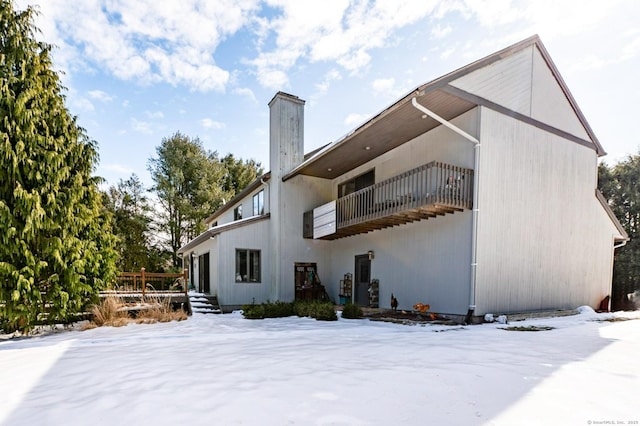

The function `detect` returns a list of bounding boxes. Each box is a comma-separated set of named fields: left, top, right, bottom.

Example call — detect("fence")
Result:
left=113, top=268, right=188, bottom=296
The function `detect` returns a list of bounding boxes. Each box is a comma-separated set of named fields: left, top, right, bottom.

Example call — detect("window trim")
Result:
left=252, top=190, right=264, bottom=216
left=233, top=204, right=242, bottom=221
left=235, top=248, right=261, bottom=283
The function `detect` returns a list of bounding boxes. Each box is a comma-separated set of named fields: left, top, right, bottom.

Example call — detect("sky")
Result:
left=1, top=306, right=639, bottom=425
left=13, top=0, right=640, bottom=189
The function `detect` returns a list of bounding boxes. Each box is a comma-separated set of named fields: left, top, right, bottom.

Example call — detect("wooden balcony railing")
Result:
left=310, top=161, right=473, bottom=239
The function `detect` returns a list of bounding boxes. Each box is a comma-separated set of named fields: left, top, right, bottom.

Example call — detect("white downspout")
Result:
left=411, top=97, right=481, bottom=323
left=613, top=240, right=627, bottom=249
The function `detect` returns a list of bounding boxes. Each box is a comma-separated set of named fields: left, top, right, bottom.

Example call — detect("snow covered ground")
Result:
left=1, top=306, right=639, bottom=426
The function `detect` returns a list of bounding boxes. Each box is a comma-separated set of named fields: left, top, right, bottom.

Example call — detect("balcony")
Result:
left=308, top=161, right=474, bottom=240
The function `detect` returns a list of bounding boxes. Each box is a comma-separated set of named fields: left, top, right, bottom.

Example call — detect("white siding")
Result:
left=320, top=109, right=480, bottom=315
left=530, top=46, right=591, bottom=141
left=215, top=184, right=270, bottom=226
left=450, top=46, right=533, bottom=116
left=216, top=219, right=272, bottom=306
left=275, top=175, right=332, bottom=301
left=326, top=212, right=472, bottom=315
left=474, top=108, right=618, bottom=314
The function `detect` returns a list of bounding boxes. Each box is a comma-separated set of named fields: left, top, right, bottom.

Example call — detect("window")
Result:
left=338, top=169, right=375, bottom=197
left=253, top=190, right=264, bottom=216
left=235, top=249, right=261, bottom=282
left=233, top=205, right=242, bottom=221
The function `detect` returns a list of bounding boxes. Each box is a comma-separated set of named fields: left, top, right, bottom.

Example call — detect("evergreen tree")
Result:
left=104, top=174, right=168, bottom=272
left=0, top=1, right=117, bottom=332
left=598, top=155, right=640, bottom=310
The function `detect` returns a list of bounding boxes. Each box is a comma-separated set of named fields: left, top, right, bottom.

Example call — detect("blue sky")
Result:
left=15, top=0, right=640, bottom=189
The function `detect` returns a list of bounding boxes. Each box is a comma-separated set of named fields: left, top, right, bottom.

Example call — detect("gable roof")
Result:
left=283, top=35, right=604, bottom=182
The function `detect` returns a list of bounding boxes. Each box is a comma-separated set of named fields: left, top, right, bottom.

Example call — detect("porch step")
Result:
left=189, top=294, right=222, bottom=314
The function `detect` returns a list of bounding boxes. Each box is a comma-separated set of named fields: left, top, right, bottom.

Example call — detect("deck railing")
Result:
left=337, top=161, right=473, bottom=228
left=112, top=268, right=188, bottom=296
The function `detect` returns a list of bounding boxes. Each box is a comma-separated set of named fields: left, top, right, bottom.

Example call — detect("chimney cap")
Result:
left=268, top=91, right=305, bottom=107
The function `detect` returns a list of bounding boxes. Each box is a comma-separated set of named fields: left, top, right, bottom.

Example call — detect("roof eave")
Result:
left=204, top=172, right=271, bottom=224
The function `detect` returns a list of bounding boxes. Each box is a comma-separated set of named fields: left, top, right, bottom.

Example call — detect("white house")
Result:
left=179, top=35, right=627, bottom=321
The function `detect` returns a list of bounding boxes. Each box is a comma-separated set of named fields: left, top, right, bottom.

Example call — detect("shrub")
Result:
left=313, top=302, right=338, bottom=321
left=341, top=302, right=363, bottom=319
left=293, top=300, right=314, bottom=318
left=241, top=300, right=337, bottom=321
left=294, top=301, right=337, bottom=321
left=137, top=296, right=188, bottom=323
left=87, top=295, right=187, bottom=328
left=241, top=303, right=266, bottom=319
left=91, top=296, right=129, bottom=327
left=263, top=301, right=295, bottom=318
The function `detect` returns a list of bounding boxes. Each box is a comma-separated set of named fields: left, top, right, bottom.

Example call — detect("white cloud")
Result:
left=431, top=23, right=452, bottom=39
left=201, top=119, right=226, bottom=129
left=145, top=111, right=165, bottom=120
left=440, top=47, right=455, bottom=60
left=131, top=118, right=153, bottom=134
left=233, top=87, right=258, bottom=102
left=372, top=78, right=396, bottom=96
left=315, top=69, right=342, bottom=94
left=88, top=90, right=114, bottom=102
left=621, top=34, right=640, bottom=61
left=250, top=0, right=441, bottom=88
left=19, top=0, right=260, bottom=92
left=344, top=112, right=370, bottom=128
left=71, top=97, right=95, bottom=112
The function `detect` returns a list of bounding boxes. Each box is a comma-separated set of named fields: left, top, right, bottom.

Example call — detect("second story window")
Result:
left=234, top=205, right=242, bottom=221
left=253, top=190, right=264, bottom=216
left=338, top=169, right=375, bottom=197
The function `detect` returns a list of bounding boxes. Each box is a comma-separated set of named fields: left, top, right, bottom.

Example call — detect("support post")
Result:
left=141, top=267, right=146, bottom=298
left=183, top=269, right=188, bottom=296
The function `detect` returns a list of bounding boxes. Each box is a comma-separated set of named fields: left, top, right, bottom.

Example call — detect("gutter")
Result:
left=411, top=97, right=481, bottom=324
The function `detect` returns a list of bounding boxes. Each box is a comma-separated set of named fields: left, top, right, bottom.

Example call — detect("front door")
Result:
left=198, top=253, right=210, bottom=294
left=354, top=255, right=371, bottom=306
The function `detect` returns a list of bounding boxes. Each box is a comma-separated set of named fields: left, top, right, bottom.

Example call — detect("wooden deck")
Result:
left=110, top=268, right=188, bottom=296
left=311, top=161, right=474, bottom=240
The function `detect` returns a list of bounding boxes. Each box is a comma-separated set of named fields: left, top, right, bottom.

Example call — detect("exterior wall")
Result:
left=276, top=175, right=332, bottom=301
left=450, top=45, right=591, bottom=142
left=450, top=46, right=533, bottom=116
left=530, top=47, right=590, bottom=141
left=216, top=219, right=272, bottom=306
left=318, top=108, right=479, bottom=315
left=188, top=237, right=219, bottom=296
left=326, top=211, right=472, bottom=315
left=474, top=107, right=619, bottom=314
left=214, top=184, right=270, bottom=226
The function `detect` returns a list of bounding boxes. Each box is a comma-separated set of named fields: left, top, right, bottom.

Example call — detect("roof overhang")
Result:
left=596, top=190, right=629, bottom=242
left=283, top=86, right=476, bottom=181
left=179, top=213, right=271, bottom=255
